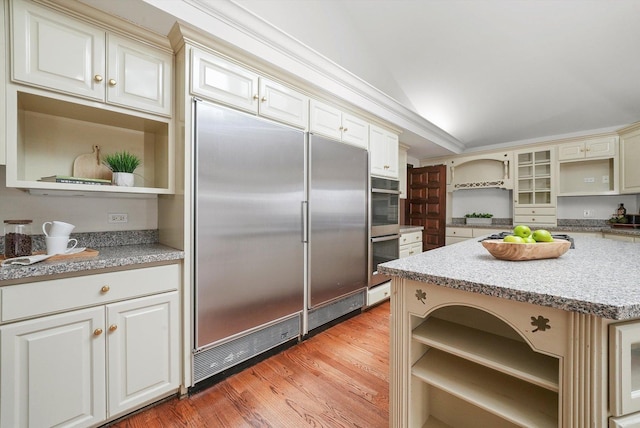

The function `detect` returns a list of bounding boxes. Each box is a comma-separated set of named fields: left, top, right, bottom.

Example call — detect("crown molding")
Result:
left=146, top=0, right=465, bottom=154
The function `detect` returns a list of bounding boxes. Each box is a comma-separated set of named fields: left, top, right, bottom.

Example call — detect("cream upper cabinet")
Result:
left=11, top=0, right=172, bottom=116
left=309, top=99, right=369, bottom=148
left=370, top=124, right=399, bottom=179
left=619, top=123, right=640, bottom=194
left=514, top=147, right=557, bottom=226
left=258, top=77, right=308, bottom=129
left=191, top=48, right=308, bottom=129
left=398, top=146, right=408, bottom=199
left=191, top=48, right=259, bottom=113
left=105, top=34, right=172, bottom=116
left=557, top=136, right=617, bottom=161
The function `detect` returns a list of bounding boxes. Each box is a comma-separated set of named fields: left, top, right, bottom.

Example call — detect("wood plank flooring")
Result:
left=109, top=301, right=390, bottom=428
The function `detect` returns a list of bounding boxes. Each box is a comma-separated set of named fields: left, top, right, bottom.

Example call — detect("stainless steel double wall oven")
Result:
left=370, top=177, right=400, bottom=287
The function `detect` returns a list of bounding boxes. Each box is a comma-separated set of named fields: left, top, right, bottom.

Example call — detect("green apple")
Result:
left=532, top=229, right=554, bottom=242
left=503, top=235, right=525, bottom=243
left=513, top=224, right=532, bottom=238
left=523, top=236, right=536, bottom=243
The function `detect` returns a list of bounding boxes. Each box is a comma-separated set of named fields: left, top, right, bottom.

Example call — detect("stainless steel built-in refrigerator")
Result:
left=192, top=100, right=368, bottom=382
left=307, top=134, right=368, bottom=309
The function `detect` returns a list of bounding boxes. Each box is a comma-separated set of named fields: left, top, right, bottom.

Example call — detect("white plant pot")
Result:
left=466, top=217, right=492, bottom=225
left=112, top=172, right=135, bottom=187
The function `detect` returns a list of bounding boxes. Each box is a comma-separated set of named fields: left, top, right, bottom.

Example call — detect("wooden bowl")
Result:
left=481, top=239, right=571, bottom=261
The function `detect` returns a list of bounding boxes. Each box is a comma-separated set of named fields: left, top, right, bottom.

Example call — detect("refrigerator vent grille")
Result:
left=308, top=291, right=365, bottom=331
left=193, top=315, right=300, bottom=383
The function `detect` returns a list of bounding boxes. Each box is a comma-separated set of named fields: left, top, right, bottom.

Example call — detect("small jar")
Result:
left=4, top=220, right=33, bottom=258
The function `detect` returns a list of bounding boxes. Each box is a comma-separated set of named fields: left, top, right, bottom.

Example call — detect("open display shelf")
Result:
left=6, top=89, right=173, bottom=195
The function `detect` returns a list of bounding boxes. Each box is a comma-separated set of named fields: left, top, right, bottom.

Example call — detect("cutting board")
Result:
left=73, top=145, right=112, bottom=181
left=0, top=248, right=99, bottom=262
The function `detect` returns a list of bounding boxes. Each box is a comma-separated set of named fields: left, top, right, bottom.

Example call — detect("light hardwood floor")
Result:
left=109, top=301, right=390, bottom=428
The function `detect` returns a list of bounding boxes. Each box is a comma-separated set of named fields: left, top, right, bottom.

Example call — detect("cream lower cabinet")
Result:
left=390, top=279, right=584, bottom=427
left=0, top=265, right=181, bottom=428
left=399, top=231, right=423, bottom=258
left=445, top=227, right=473, bottom=245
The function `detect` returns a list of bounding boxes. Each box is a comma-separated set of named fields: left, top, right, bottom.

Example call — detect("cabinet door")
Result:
left=191, top=48, right=259, bottom=113
left=341, top=113, right=369, bottom=148
left=558, top=142, right=584, bottom=161
left=107, top=34, right=172, bottom=116
left=586, top=137, right=617, bottom=158
left=0, top=0, right=5, bottom=165
left=370, top=125, right=399, bottom=179
left=514, top=148, right=555, bottom=207
left=11, top=0, right=106, bottom=100
left=107, top=292, right=179, bottom=418
left=0, top=307, right=106, bottom=428
left=258, top=78, right=308, bottom=128
left=309, top=99, right=342, bottom=140
left=610, top=321, right=640, bottom=416
left=620, top=127, right=640, bottom=194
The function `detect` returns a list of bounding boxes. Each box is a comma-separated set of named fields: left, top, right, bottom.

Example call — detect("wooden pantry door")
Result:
left=405, top=165, right=446, bottom=250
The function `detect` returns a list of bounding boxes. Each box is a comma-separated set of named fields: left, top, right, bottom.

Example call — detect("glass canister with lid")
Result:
left=4, top=220, right=33, bottom=258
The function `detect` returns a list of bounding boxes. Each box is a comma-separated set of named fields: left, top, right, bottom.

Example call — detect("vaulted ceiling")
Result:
left=79, top=0, right=640, bottom=160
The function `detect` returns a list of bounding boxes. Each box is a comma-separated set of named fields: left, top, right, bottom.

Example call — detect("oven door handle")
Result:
left=372, top=234, right=401, bottom=243
left=371, top=188, right=401, bottom=195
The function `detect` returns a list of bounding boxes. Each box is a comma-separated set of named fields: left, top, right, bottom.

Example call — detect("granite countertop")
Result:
left=0, top=243, right=184, bottom=283
left=379, top=236, right=640, bottom=320
left=447, top=222, right=640, bottom=237
left=400, top=225, right=424, bottom=233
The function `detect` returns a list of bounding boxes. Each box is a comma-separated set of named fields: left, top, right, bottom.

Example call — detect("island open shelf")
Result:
left=412, top=349, right=558, bottom=427
left=412, top=316, right=559, bottom=391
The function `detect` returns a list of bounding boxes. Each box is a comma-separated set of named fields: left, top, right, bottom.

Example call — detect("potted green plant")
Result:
left=464, top=212, right=493, bottom=225
left=103, top=151, right=141, bottom=187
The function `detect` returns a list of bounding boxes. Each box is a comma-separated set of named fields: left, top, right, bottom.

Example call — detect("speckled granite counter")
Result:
left=448, top=222, right=640, bottom=237
left=379, top=236, right=640, bottom=320
left=0, top=243, right=184, bottom=283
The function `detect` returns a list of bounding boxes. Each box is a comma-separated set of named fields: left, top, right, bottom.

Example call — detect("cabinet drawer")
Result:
left=446, top=227, right=473, bottom=238
left=1, top=264, right=180, bottom=323
left=514, top=215, right=556, bottom=226
left=400, top=231, right=422, bottom=245
left=514, top=207, right=556, bottom=216
left=368, top=281, right=390, bottom=306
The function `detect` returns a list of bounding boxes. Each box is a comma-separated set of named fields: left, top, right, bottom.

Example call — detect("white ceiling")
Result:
left=79, top=0, right=640, bottom=159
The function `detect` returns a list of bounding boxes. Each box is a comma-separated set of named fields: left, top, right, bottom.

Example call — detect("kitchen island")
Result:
left=379, top=236, right=640, bottom=428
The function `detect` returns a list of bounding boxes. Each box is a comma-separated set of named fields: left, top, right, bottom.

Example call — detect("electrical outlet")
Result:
left=108, top=213, right=128, bottom=223
left=602, top=175, right=609, bottom=184
left=583, top=209, right=592, bottom=218
left=583, top=177, right=595, bottom=183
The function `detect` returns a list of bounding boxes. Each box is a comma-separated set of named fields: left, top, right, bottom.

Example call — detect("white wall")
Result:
left=451, top=189, right=513, bottom=218
left=557, top=194, right=638, bottom=219
left=0, top=166, right=157, bottom=233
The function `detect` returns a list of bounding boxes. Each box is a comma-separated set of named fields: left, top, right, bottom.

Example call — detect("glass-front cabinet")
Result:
left=513, top=147, right=557, bottom=226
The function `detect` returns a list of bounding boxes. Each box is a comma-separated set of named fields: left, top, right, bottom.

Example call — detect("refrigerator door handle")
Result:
left=302, top=201, right=308, bottom=243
